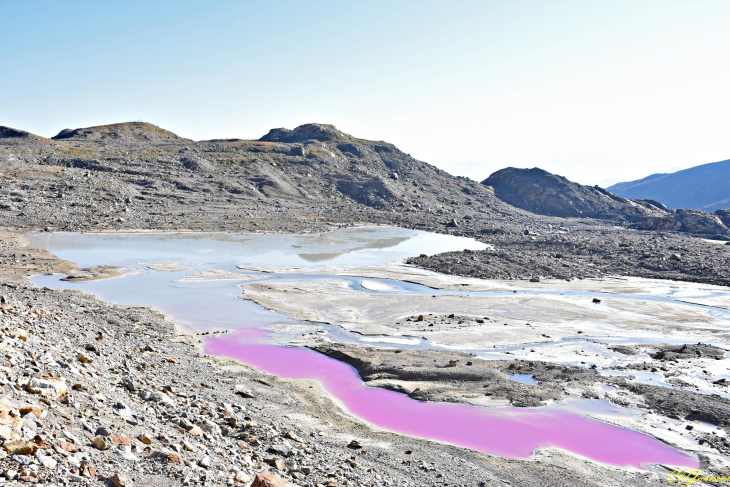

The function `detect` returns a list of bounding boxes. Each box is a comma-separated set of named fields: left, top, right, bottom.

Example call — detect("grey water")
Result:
left=28, top=228, right=730, bottom=398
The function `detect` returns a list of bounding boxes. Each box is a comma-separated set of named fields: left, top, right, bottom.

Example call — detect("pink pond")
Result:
left=205, top=328, right=697, bottom=468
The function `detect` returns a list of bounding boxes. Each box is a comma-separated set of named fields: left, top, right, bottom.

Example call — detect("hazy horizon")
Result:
left=2, top=1, right=729, bottom=186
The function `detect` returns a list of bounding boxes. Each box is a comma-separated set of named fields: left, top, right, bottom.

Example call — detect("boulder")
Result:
left=3, top=440, right=38, bottom=456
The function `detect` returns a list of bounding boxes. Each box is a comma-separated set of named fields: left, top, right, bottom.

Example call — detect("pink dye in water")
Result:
left=205, top=328, right=697, bottom=468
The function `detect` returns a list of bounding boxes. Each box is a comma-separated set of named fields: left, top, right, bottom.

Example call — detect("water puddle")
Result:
left=508, top=374, right=538, bottom=385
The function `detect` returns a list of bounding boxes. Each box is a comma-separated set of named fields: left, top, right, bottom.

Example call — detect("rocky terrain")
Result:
left=2, top=120, right=730, bottom=484
left=1, top=121, right=729, bottom=288
left=408, top=223, right=730, bottom=286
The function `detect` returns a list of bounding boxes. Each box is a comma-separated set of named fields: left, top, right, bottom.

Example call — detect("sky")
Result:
left=2, top=1, right=730, bottom=186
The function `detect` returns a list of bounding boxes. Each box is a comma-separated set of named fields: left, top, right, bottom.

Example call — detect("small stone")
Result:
left=137, top=433, right=153, bottom=445
left=108, top=472, right=133, bottom=487
left=234, top=385, right=255, bottom=398
left=3, top=440, right=38, bottom=456
left=348, top=440, right=362, bottom=449
left=19, top=406, right=42, bottom=420
left=59, top=440, right=76, bottom=452
left=448, top=360, right=457, bottom=367
left=198, top=456, right=211, bottom=469
left=234, top=470, right=251, bottom=483
left=91, top=436, right=110, bottom=450
left=77, top=353, right=90, bottom=363
left=188, top=425, right=205, bottom=436
left=592, top=298, right=601, bottom=303
left=27, top=377, right=67, bottom=399
left=251, top=471, right=294, bottom=487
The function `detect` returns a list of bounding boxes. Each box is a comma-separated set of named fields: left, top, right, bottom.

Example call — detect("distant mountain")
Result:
left=481, top=167, right=667, bottom=222
left=608, top=159, right=730, bottom=212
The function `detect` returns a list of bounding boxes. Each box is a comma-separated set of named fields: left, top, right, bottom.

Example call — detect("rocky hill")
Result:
left=608, top=159, right=730, bottom=212
left=52, top=122, right=189, bottom=143
left=482, top=167, right=730, bottom=238
left=481, top=167, right=668, bottom=221
left=0, top=125, right=34, bottom=139
left=0, top=125, right=55, bottom=145
left=0, top=122, right=519, bottom=235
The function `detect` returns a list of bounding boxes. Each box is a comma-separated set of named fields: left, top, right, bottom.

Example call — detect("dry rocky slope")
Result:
left=0, top=121, right=729, bottom=485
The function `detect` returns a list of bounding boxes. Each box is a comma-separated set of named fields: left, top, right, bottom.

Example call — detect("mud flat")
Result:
left=235, top=265, right=730, bottom=469
left=237, top=274, right=730, bottom=349
left=60, top=264, right=136, bottom=281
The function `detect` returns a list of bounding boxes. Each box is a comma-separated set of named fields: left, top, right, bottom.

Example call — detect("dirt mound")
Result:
left=52, top=122, right=187, bottom=142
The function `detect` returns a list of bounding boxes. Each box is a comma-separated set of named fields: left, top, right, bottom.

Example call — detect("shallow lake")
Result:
left=28, top=227, right=698, bottom=468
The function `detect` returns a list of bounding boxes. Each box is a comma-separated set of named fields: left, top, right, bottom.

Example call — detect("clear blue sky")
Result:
left=2, top=1, right=730, bottom=185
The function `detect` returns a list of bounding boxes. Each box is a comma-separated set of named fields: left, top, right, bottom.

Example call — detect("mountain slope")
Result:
left=0, top=121, right=516, bottom=234
left=608, top=159, right=730, bottom=212
left=481, top=167, right=667, bottom=221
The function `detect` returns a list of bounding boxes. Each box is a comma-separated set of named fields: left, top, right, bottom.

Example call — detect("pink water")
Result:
left=205, top=328, right=698, bottom=468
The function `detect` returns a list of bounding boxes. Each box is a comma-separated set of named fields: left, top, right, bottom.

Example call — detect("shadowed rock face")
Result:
left=716, top=209, right=730, bottom=228
left=482, top=167, right=666, bottom=222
